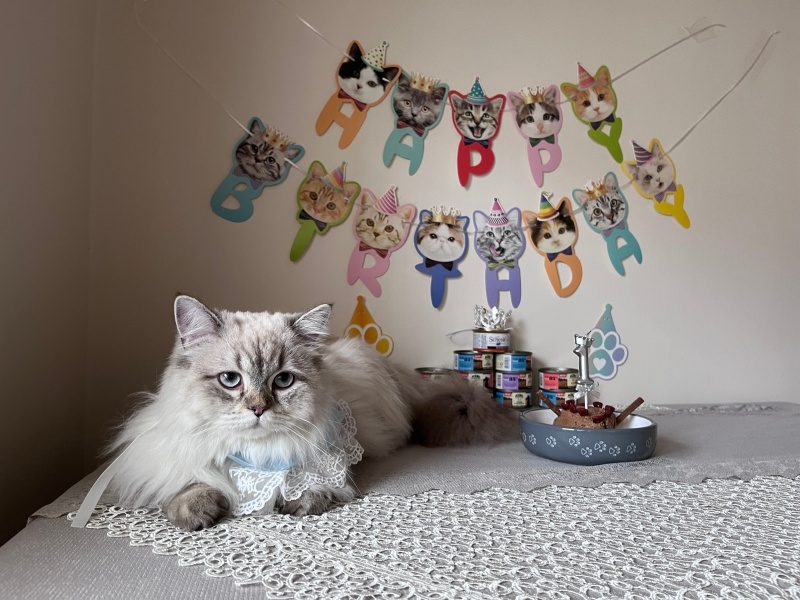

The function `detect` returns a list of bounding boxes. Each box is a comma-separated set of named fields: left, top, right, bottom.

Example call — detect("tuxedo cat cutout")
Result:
left=414, top=207, right=470, bottom=308
left=383, top=71, right=449, bottom=176
left=290, top=161, right=359, bottom=262
left=347, top=186, right=416, bottom=298
left=472, top=199, right=525, bottom=309
left=211, top=118, right=304, bottom=223
left=523, top=193, right=583, bottom=297
left=562, top=64, right=624, bottom=163
left=621, top=138, right=690, bottom=228
left=507, top=85, right=563, bottom=187
left=572, top=172, right=642, bottom=276
left=448, top=77, right=505, bottom=187
left=316, top=40, right=401, bottom=149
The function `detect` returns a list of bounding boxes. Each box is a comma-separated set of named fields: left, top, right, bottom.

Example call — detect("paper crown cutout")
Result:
left=410, top=71, right=441, bottom=93
left=632, top=140, right=654, bottom=165
left=261, top=125, right=294, bottom=152
left=520, top=85, right=548, bottom=105
left=467, top=76, right=487, bottom=104
left=536, top=192, right=559, bottom=221
left=321, top=162, right=346, bottom=191
left=430, top=205, right=461, bottom=224
left=485, top=198, right=510, bottom=227
left=577, top=63, right=596, bottom=89
left=375, top=185, right=398, bottom=215
left=582, top=178, right=608, bottom=200
left=361, top=41, right=388, bottom=71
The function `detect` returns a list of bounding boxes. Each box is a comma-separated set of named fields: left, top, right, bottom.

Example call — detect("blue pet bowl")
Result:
left=520, top=407, right=657, bottom=466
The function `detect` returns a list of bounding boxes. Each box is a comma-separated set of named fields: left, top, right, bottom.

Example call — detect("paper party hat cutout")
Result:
left=375, top=185, right=398, bottom=215
left=486, top=198, right=509, bottom=227
left=343, top=295, right=393, bottom=356
left=467, top=76, right=487, bottom=104
left=361, top=41, right=388, bottom=71
left=321, top=162, right=346, bottom=191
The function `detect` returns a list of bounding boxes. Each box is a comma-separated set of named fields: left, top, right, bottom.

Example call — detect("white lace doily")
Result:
left=68, top=476, right=800, bottom=599
left=229, top=398, right=363, bottom=516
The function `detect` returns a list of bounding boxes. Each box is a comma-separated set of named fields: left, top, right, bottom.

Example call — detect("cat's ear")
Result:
left=560, top=83, right=579, bottom=102
left=620, top=162, right=638, bottom=180
left=507, top=92, right=523, bottom=111
left=558, top=201, right=571, bottom=218
left=456, top=215, right=469, bottom=232
left=651, top=140, right=665, bottom=159
left=523, top=212, right=537, bottom=228
left=310, top=162, right=326, bottom=179
left=544, top=86, right=558, bottom=105
left=381, top=66, right=400, bottom=83
left=345, top=42, right=362, bottom=62
left=604, top=172, right=618, bottom=193
left=397, top=206, right=415, bottom=224
left=450, top=95, right=467, bottom=111
left=284, top=146, right=302, bottom=161
left=293, top=304, right=332, bottom=341
left=431, top=85, right=447, bottom=104
left=489, top=97, right=504, bottom=113
left=248, top=119, right=263, bottom=136
left=343, top=182, right=360, bottom=201
left=174, top=295, right=222, bottom=348
left=421, top=211, right=433, bottom=224
left=473, top=211, right=488, bottom=232
left=397, top=72, right=411, bottom=89
left=574, top=190, right=589, bottom=209
left=596, top=66, right=611, bottom=86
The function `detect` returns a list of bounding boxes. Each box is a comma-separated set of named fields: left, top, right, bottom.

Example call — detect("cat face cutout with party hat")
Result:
left=383, top=71, right=449, bottom=176
left=507, top=85, right=563, bottom=187
left=290, top=161, right=359, bottom=262
left=473, top=199, right=525, bottom=309
left=561, top=64, right=624, bottom=163
left=211, top=118, right=305, bottom=223
left=316, top=40, right=401, bottom=149
left=414, top=206, right=470, bottom=309
left=621, top=138, right=689, bottom=228
left=571, top=172, right=642, bottom=276
left=448, top=77, right=505, bottom=187
left=523, top=192, right=583, bottom=297
left=347, top=186, right=416, bottom=298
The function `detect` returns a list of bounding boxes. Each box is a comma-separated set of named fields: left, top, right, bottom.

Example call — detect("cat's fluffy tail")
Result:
left=408, top=374, right=520, bottom=446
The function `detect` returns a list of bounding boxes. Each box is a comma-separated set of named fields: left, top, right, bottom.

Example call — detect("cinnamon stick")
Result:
left=615, top=397, right=644, bottom=426
left=537, top=391, right=561, bottom=416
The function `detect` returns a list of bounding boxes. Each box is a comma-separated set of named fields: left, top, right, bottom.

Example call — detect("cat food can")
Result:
left=472, top=329, right=511, bottom=352
left=494, top=351, right=533, bottom=373
left=494, top=371, right=533, bottom=391
left=415, top=367, right=454, bottom=381
left=494, top=389, right=531, bottom=409
left=453, top=350, right=495, bottom=371
left=538, top=388, right=579, bottom=407
left=538, top=367, right=579, bottom=390
left=457, top=369, right=494, bottom=389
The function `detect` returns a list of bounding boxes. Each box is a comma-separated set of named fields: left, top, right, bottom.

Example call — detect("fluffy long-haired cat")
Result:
left=450, top=95, right=503, bottom=141
left=561, top=66, right=616, bottom=126
left=415, top=211, right=468, bottom=265
left=337, top=42, right=400, bottom=107
left=235, top=120, right=302, bottom=184
left=528, top=202, right=576, bottom=256
left=108, top=295, right=517, bottom=531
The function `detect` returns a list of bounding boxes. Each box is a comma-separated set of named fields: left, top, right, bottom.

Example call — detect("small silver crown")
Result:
left=474, top=305, right=511, bottom=330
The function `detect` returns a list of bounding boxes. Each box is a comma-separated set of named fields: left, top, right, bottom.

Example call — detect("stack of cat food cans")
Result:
left=453, top=330, right=534, bottom=408
left=537, top=367, right=580, bottom=406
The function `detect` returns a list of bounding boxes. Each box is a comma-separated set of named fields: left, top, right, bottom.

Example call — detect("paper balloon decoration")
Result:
left=414, top=206, right=470, bottom=309
left=561, top=64, right=624, bottom=163
left=346, top=186, right=416, bottom=298
left=621, top=138, right=690, bottom=228
left=472, top=198, right=525, bottom=309
left=523, top=192, right=583, bottom=297
left=448, top=77, right=505, bottom=187
left=211, top=118, right=304, bottom=223
left=316, top=40, right=401, bottom=149
left=507, top=85, right=563, bottom=187
left=383, top=71, right=449, bottom=176
left=587, top=304, right=628, bottom=380
left=571, top=172, right=642, bottom=276
left=290, top=161, right=359, bottom=262
left=343, top=295, right=394, bottom=356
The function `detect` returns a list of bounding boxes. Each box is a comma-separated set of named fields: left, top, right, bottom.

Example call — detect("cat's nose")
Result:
left=252, top=407, right=265, bottom=417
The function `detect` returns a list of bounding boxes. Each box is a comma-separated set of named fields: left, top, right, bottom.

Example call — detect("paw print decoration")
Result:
left=343, top=295, right=394, bottom=356
left=588, top=304, right=628, bottom=380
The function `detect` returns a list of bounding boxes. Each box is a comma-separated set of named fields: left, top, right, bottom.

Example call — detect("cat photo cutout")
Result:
left=414, top=206, right=470, bottom=308
left=507, top=85, right=563, bottom=187
left=316, top=40, right=401, bottom=149
left=473, top=198, right=525, bottom=308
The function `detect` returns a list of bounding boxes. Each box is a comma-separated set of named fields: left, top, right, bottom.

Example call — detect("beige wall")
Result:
left=0, top=0, right=95, bottom=544
left=1, top=0, right=799, bottom=546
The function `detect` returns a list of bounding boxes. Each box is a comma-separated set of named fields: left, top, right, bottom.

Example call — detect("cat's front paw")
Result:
left=279, top=489, right=336, bottom=517
left=165, top=483, right=230, bottom=530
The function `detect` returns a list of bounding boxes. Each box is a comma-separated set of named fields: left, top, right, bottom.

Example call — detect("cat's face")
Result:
left=337, top=43, right=399, bottom=105
left=415, top=213, right=467, bottom=262
left=473, top=214, right=524, bottom=263
left=298, top=163, right=358, bottom=224
left=528, top=204, right=576, bottom=254
left=355, top=196, right=413, bottom=251
left=236, top=121, right=301, bottom=182
left=574, top=173, right=627, bottom=231
left=510, top=87, right=561, bottom=139
left=171, top=296, right=334, bottom=466
left=392, top=73, right=447, bottom=131
left=451, top=95, right=503, bottom=140
left=624, top=145, right=676, bottom=197
left=562, top=67, right=616, bottom=124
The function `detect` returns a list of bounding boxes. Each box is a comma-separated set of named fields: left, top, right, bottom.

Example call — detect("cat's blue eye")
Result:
left=218, top=372, right=242, bottom=389
left=272, top=372, right=295, bottom=389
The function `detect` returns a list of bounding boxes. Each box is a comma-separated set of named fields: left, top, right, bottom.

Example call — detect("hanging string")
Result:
left=272, top=0, right=353, bottom=62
